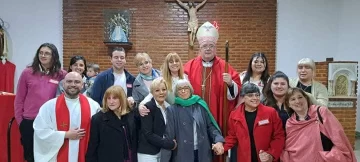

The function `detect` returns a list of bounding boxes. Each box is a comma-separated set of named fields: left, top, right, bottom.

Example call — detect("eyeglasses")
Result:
left=39, top=52, right=52, bottom=57
left=137, top=61, right=151, bottom=67
left=200, top=44, right=215, bottom=50
left=177, top=86, right=190, bottom=92
left=244, top=93, right=260, bottom=98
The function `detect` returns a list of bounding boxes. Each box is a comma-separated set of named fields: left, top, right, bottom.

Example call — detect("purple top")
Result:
left=14, top=67, right=66, bottom=125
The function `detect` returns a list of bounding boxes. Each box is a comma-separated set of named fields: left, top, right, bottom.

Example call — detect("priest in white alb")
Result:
left=33, top=72, right=100, bottom=162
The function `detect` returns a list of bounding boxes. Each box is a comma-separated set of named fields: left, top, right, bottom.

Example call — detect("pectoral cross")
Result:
left=60, top=122, right=68, bottom=128
left=201, top=84, right=205, bottom=98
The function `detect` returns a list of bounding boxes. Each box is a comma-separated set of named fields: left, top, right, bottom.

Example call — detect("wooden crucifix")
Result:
left=176, top=0, right=207, bottom=47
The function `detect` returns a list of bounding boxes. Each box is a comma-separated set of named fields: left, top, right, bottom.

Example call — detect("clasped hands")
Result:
left=212, top=142, right=224, bottom=155
left=259, top=150, right=273, bottom=162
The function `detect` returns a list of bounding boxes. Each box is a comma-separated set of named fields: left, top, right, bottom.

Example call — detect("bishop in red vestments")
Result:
left=184, top=21, right=241, bottom=162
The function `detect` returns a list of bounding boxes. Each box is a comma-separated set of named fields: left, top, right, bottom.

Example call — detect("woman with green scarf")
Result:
left=160, top=79, right=224, bottom=162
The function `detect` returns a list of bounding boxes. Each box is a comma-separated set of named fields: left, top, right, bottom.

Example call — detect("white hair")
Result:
left=174, top=79, right=194, bottom=97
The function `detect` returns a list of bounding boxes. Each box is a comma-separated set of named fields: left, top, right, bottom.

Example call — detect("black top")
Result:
left=275, top=104, right=291, bottom=130
left=245, top=110, right=258, bottom=162
left=297, top=82, right=312, bottom=93
left=138, top=98, right=174, bottom=155
left=295, top=112, right=310, bottom=121
left=86, top=110, right=138, bottom=162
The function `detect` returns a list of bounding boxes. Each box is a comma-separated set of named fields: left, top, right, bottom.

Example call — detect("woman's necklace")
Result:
left=299, top=82, right=311, bottom=91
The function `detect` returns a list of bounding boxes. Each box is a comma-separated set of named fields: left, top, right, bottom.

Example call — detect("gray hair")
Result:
left=174, top=79, right=194, bottom=97
left=240, top=83, right=260, bottom=97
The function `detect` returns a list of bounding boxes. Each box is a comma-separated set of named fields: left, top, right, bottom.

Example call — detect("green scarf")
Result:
left=174, top=95, right=220, bottom=131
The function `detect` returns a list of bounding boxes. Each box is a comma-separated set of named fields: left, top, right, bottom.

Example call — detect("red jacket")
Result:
left=224, top=103, right=285, bottom=162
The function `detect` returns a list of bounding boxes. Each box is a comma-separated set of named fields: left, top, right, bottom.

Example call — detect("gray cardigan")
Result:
left=160, top=103, right=224, bottom=162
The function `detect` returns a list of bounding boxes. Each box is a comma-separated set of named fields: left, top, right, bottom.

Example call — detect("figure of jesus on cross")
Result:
left=176, top=0, right=207, bottom=46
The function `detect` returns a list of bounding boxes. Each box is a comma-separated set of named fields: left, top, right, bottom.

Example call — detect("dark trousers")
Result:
left=19, top=119, right=35, bottom=162
left=230, top=145, right=238, bottom=162
left=194, top=150, right=199, bottom=162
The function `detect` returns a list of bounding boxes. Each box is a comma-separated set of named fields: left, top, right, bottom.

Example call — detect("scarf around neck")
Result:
left=175, top=95, right=220, bottom=131
left=140, top=68, right=159, bottom=81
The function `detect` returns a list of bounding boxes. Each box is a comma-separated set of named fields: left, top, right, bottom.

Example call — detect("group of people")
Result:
left=13, top=21, right=356, bottom=162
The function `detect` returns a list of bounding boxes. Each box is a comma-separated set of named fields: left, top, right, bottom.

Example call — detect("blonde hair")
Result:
left=298, top=58, right=316, bottom=70
left=150, top=77, right=168, bottom=94
left=134, top=52, right=152, bottom=66
left=297, top=58, right=316, bottom=77
left=101, top=85, right=131, bottom=116
left=161, top=52, right=185, bottom=92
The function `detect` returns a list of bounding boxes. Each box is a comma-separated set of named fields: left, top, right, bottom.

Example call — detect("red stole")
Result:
left=55, top=94, right=91, bottom=162
left=184, top=56, right=241, bottom=132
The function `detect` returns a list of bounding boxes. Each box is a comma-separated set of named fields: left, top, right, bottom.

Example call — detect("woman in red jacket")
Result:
left=223, top=83, right=285, bottom=162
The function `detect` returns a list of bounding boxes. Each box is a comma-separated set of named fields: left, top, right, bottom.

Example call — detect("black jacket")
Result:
left=86, top=110, right=138, bottom=162
left=137, top=98, right=174, bottom=155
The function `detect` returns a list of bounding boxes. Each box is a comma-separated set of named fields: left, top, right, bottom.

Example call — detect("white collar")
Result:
left=64, top=95, right=80, bottom=102
left=39, top=64, right=50, bottom=74
left=202, top=61, right=213, bottom=67
left=155, top=100, right=170, bottom=109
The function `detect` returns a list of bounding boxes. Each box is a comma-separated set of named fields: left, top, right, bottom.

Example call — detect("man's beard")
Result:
left=65, top=88, right=81, bottom=98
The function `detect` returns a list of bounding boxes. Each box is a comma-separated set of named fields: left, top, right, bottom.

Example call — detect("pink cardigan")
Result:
left=281, top=105, right=356, bottom=162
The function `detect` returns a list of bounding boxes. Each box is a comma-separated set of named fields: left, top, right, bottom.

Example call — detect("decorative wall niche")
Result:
left=328, top=62, right=358, bottom=97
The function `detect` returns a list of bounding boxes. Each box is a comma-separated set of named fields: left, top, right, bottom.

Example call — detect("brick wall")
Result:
left=314, top=61, right=329, bottom=86
left=63, top=0, right=277, bottom=74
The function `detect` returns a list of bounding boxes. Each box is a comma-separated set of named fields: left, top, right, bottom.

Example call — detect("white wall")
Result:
left=0, top=0, right=63, bottom=92
left=336, top=0, right=360, bottom=61
left=277, top=0, right=360, bottom=131
left=277, top=0, right=340, bottom=77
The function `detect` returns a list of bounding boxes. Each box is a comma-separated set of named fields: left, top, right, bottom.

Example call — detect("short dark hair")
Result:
left=31, top=43, right=62, bottom=77
left=240, top=83, right=260, bottom=97
left=68, top=55, right=87, bottom=76
left=110, top=47, right=126, bottom=57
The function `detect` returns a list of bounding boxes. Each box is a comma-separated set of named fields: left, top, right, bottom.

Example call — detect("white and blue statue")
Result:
left=111, top=25, right=128, bottom=42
